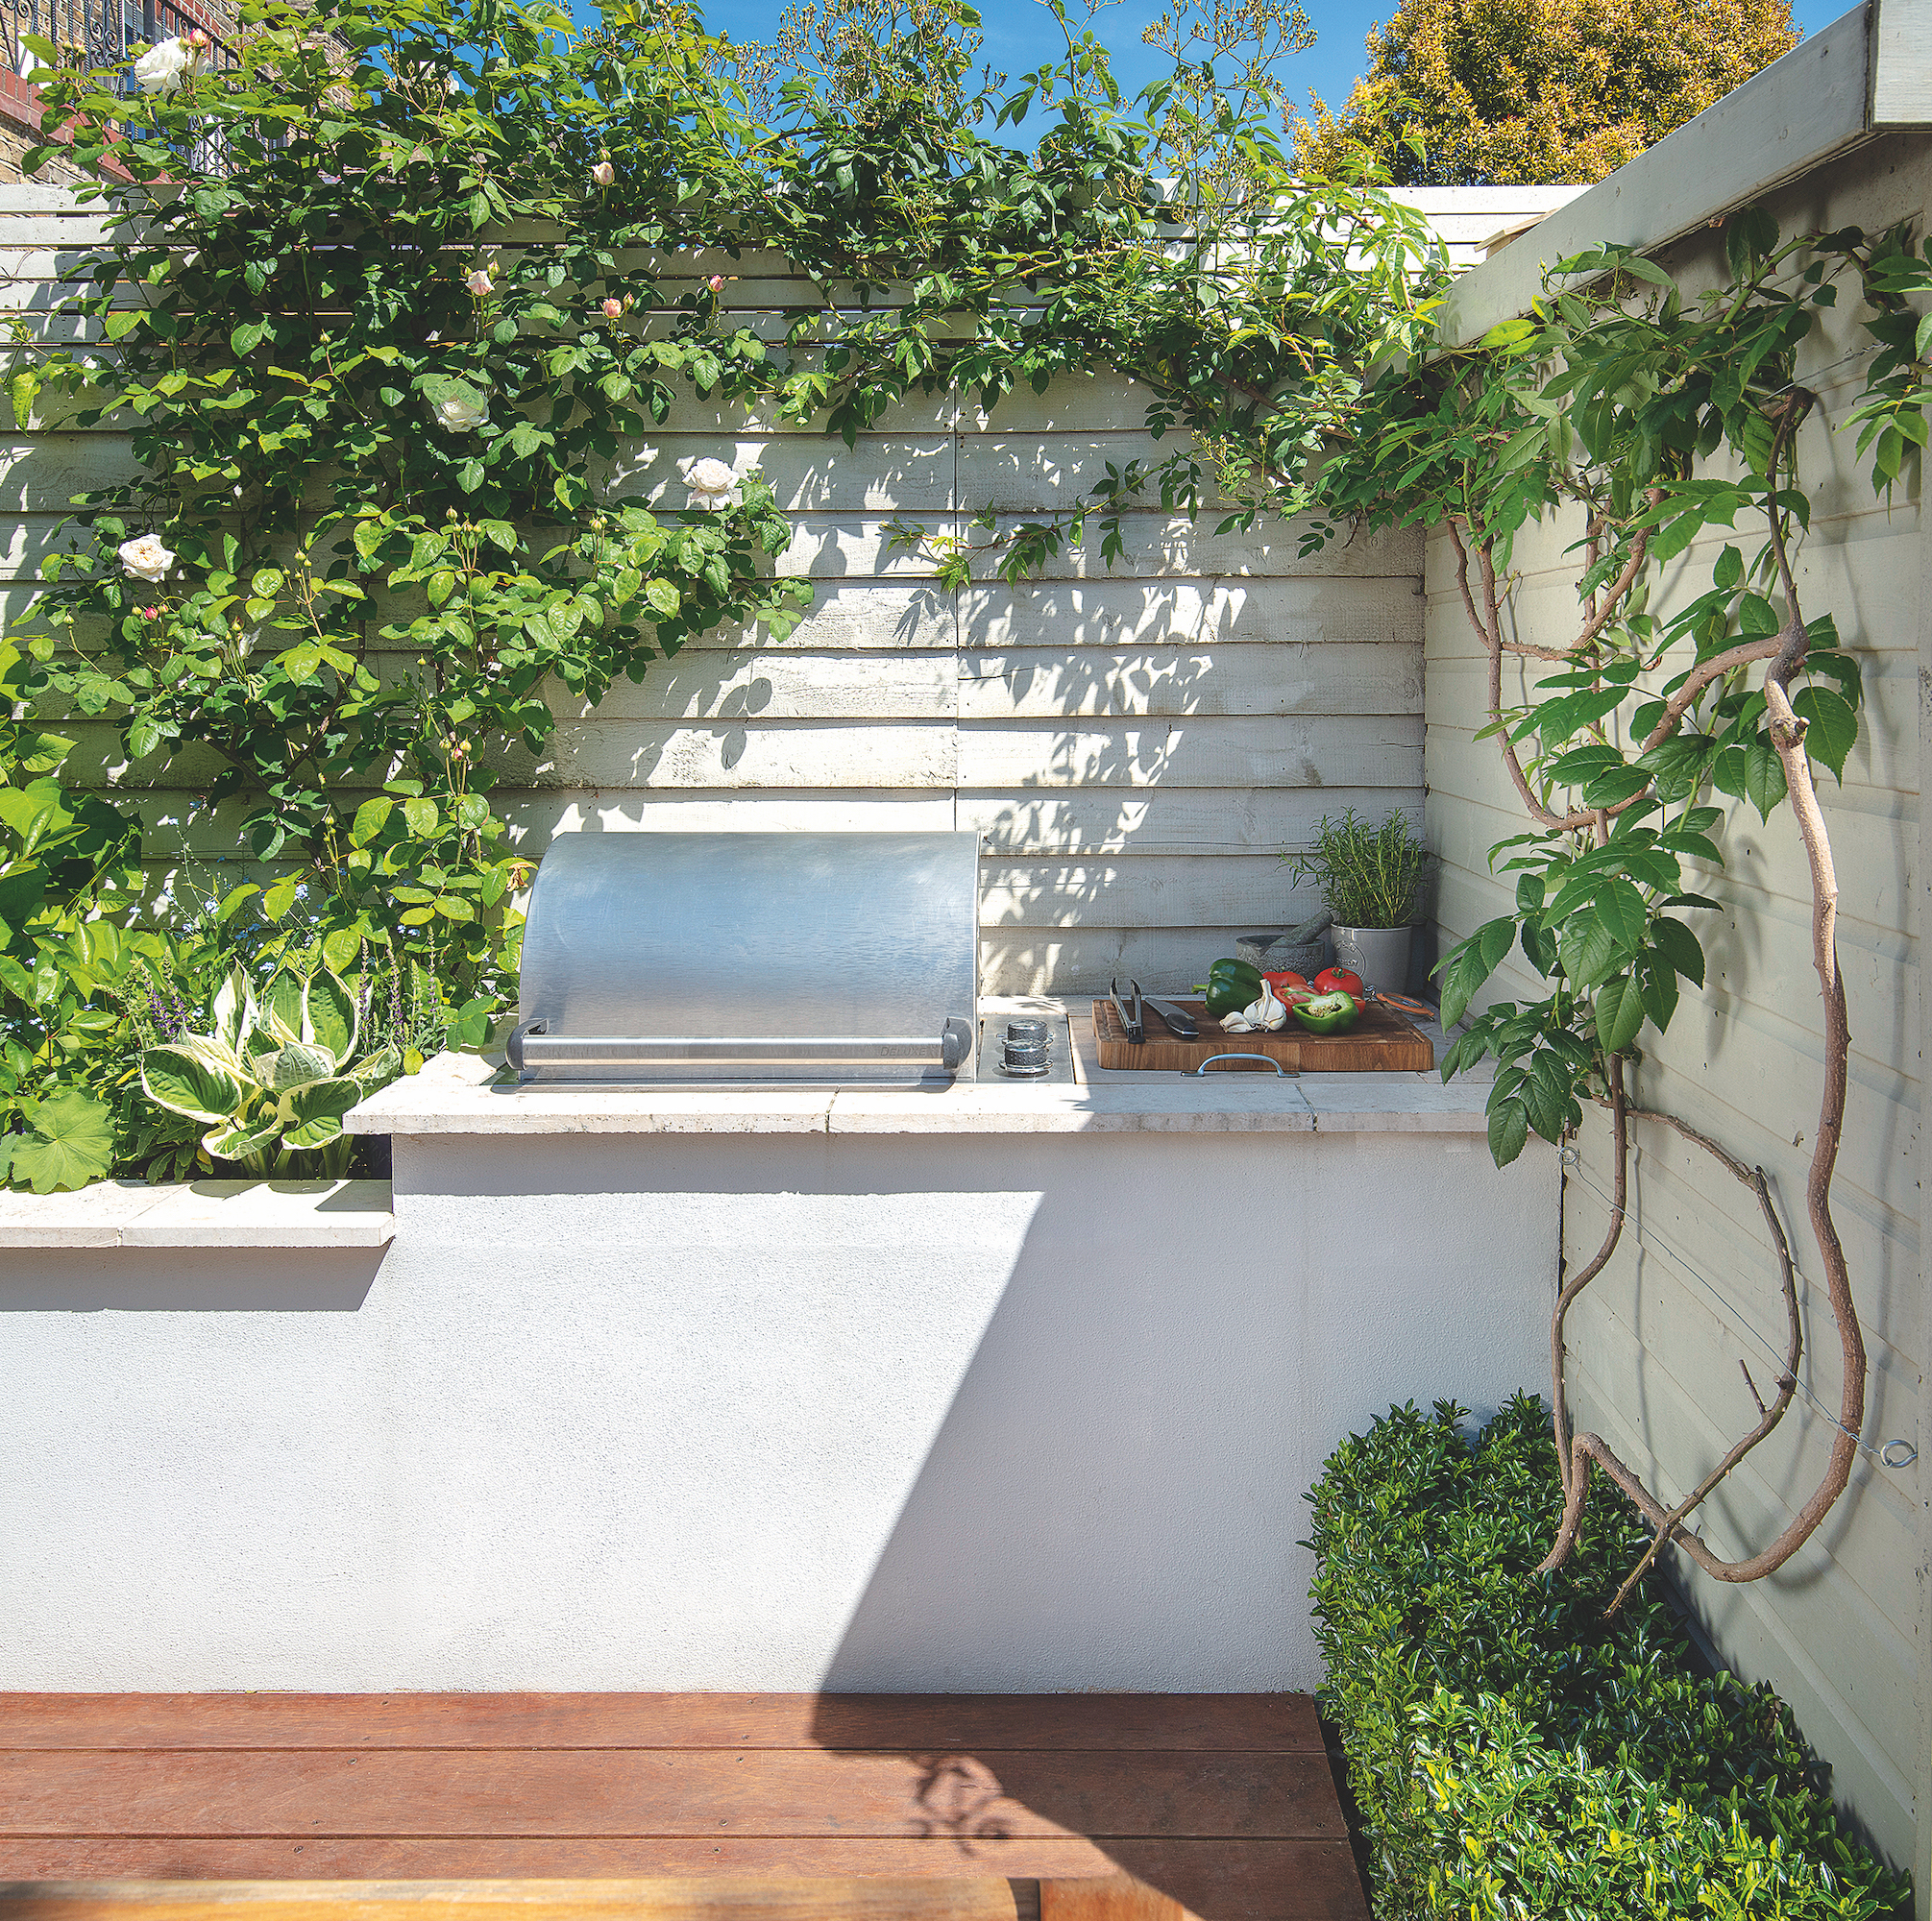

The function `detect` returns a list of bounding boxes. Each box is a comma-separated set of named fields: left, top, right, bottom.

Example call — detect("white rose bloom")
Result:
left=464, top=268, right=493, bottom=296
left=686, top=457, right=736, bottom=509
left=432, top=388, right=489, bottom=432
left=117, top=533, right=175, bottom=583
left=133, top=36, right=198, bottom=93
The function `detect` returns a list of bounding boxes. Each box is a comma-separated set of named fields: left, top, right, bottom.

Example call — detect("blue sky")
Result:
left=690, top=0, right=1835, bottom=128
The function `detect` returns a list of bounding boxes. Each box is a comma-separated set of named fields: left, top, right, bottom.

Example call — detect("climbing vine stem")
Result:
left=1316, top=212, right=1931, bottom=1597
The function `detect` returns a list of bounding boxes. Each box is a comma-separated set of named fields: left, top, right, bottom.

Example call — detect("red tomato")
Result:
left=1261, top=970, right=1307, bottom=994
left=1313, top=965, right=1365, bottom=999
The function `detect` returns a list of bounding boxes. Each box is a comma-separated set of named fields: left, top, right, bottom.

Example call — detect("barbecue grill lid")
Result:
left=513, top=831, right=980, bottom=1083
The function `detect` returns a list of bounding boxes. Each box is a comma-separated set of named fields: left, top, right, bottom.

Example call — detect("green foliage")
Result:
left=0, top=0, right=1455, bottom=1188
left=1298, top=0, right=1798, bottom=185
left=1285, top=808, right=1430, bottom=929
left=1307, top=1398, right=1909, bottom=1918
left=1315, top=217, right=1932, bottom=1165
left=139, top=955, right=421, bottom=1175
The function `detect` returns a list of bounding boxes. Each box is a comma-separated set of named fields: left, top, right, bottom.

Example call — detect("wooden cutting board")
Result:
left=1090, top=998, right=1433, bottom=1073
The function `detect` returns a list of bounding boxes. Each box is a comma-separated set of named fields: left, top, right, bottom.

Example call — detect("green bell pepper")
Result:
left=1202, top=957, right=1264, bottom=1018
left=1292, top=990, right=1359, bottom=1035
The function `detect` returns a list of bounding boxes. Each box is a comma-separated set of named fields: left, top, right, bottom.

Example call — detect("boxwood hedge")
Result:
left=1306, top=1396, right=1908, bottom=1919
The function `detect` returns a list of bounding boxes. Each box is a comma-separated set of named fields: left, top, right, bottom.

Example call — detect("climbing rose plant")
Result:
left=1, top=0, right=1441, bottom=1188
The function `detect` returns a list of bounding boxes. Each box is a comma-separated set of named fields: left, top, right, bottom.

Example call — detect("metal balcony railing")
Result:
left=2, top=0, right=238, bottom=172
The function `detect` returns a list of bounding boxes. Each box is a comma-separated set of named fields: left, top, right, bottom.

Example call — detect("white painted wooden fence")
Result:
left=1427, top=126, right=1930, bottom=1878
left=0, top=183, right=1552, bottom=995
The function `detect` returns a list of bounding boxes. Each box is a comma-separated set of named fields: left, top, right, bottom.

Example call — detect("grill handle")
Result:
left=510, top=1018, right=974, bottom=1077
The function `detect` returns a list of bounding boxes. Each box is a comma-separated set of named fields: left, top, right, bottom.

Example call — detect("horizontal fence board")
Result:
left=565, top=654, right=959, bottom=724
left=531, top=719, right=959, bottom=790
left=960, top=790, right=1422, bottom=857
left=978, top=859, right=1321, bottom=933
left=963, top=577, right=1423, bottom=650
left=958, top=644, right=1421, bottom=719
left=958, top=717, right=1424, bottom=790
left=976, top=928, right=1301, bottom=998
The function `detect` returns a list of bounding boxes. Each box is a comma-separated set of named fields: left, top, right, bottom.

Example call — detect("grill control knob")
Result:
left=999, top=1017, right=1052, bottom=1079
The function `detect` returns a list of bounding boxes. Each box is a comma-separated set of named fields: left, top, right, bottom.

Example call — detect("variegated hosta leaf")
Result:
left=261, top=967, right=305, bottom=1041
left=262, top=1008, right=303, bottom=1050
left=142, top=1045, right=244, bottom=1125
left=210, top=964, right=258, bottom=1051
left=281, top=1076, right=361, bottom=1148
left=173, top=1030, right=252, bottom=1084
left=303, top=967, right=358, bottom=1069
left=202, top=1119, right=282, bottom=1164
left=269, top=1039, right=337, bottom=1092
left=353, top=1043, right=403, bottom=1090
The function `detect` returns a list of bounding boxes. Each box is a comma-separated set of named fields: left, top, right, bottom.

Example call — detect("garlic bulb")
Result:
left=1220, top=984, right=1287, bottom=1033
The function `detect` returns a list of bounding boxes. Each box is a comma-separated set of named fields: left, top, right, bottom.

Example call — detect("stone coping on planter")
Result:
left=346, top=998, right=1496, bottom=1139
left=0, top=1178, right=396, bottom=1251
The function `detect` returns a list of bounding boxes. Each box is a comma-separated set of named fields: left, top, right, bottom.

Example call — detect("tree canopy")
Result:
left=1297, top=0, right=1798, bottom=185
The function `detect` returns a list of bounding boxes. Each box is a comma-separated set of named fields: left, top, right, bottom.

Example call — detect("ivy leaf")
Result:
left=5, top=1091, right=114, bottom=1193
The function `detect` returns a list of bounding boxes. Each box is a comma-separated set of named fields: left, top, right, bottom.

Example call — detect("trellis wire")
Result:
left=1559, top=1144, right=1917, bottom=1471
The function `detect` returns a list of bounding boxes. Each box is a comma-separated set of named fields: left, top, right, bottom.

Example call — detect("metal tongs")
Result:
left=1113, top=977, right=1198, bottom=1041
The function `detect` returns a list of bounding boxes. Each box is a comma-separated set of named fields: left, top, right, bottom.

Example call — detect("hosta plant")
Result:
left=141, top=962, right=403, bottom=1176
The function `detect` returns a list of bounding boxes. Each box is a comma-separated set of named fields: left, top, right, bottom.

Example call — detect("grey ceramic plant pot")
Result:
left=1332, top=924, right=1412, bottom=993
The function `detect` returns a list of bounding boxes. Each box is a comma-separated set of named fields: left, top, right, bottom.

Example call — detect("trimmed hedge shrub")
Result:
left=1307, top=1396, right=1908, bottom=1919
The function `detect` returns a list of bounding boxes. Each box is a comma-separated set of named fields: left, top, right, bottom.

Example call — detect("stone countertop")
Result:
left=346, top=997, right=1495, bottom=1138
left=0, top=1178, right=396, bottom=1251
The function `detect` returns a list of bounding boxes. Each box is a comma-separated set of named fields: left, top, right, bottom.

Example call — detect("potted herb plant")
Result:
left=1286, top=810, right=1431, bottom=993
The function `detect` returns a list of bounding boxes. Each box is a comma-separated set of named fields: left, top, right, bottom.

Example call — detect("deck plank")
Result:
left=0, top=1847, right=1365, bottom=1921
left=0, top=1751, right=1341, bottom=1842
left=0, top=1882, right=1032, bottom=1921
left=0, top=1696, right=1365, bottom=1921
left=0, top=1699, right=1322, bottom=1755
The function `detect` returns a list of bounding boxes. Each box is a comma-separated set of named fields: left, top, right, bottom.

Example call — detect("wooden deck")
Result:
left=0, top=1696, right=1366, bottom=1921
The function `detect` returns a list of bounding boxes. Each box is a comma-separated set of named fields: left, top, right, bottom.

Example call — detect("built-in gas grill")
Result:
left=507, top=832, right=982, bottom=1085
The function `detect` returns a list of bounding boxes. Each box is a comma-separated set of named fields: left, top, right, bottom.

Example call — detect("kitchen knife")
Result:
left=1137, top=986, right=1199, bottom=1038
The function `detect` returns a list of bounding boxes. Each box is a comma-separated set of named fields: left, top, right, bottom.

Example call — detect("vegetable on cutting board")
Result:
left=1261, top=970, right=1316, bottom=1004
left=1292, top=990, right=1360, bottom=1035
left=1221, top=984, right=1288, bottom=1033
left=1200, top=957, right=1263, bottom=1017
left=1313, top=966, right=1364, bottom=999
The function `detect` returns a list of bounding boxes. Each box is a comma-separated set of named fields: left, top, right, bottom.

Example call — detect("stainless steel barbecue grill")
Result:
left=507, top=831, right=982, bottom=1085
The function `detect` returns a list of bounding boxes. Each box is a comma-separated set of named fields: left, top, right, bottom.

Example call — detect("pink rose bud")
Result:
left=139, top=605, right=159, bottom=619
left=708, top=275, right=724, bottom=293
left=600, top=298, right=624, bottom=319
left=464, top=268, right=493, bottom=296
left=183, top=28, right=208, bottom=47
left=592, top=160, right=615, bottom=186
